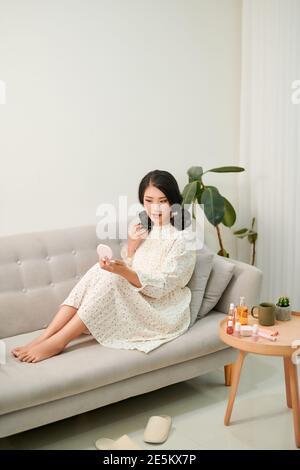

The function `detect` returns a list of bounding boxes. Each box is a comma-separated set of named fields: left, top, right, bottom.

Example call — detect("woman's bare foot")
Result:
left=17, top=336, right=65, bottom=363
left=12, top=305, right=79, bottom=358
left=12, top=327, right=90, bottom=356
left=11, top=335, right=48, bottom=358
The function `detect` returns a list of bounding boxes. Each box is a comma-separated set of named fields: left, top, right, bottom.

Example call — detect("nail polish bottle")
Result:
left=226, top=320, right=234, bottom=335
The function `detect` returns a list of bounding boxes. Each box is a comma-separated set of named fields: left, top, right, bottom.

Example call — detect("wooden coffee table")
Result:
left=219, top=312, right=300, bottom=448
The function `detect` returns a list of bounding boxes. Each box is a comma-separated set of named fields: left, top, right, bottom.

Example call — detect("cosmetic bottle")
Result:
left=226, top=320, right=234, bottom=335
left=228, top=303, right=236, bottom=327
left=234, top=321, right=241, bottom=337
left=237, top=296, right=249, bottom=325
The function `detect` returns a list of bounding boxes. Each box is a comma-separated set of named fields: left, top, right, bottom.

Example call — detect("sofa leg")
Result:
left=224, top=364, right=234, bottom=386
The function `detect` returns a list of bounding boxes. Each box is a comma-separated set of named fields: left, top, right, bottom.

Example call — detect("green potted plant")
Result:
left=181, top=165, right=245, bottom=257
left=234, top=217, right=258, bottom=265
left=276, top=296, right=292, bottom=321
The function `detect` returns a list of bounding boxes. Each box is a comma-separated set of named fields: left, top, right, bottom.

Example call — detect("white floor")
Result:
left=0, top=355, right=299, bottom=450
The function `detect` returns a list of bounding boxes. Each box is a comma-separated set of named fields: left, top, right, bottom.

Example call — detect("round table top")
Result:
left=219, top=312, right=300, bottom=357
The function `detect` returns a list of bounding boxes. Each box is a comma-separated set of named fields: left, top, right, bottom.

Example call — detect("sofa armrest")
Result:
left=215, top=258, right=263, bottom=315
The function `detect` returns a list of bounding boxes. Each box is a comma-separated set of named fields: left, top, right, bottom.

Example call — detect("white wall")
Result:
left=238, top=0, right=300, bottom=308
left=0, top=0, right=241, bottom=256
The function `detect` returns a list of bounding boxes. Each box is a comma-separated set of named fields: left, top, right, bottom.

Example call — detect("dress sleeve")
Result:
left=120, top=241, right=133, bottom=267
left=131, top=235, right=196, bottom=299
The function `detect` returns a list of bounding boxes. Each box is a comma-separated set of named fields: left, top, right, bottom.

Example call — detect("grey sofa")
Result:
left=0, top=224, right=263, bottom=438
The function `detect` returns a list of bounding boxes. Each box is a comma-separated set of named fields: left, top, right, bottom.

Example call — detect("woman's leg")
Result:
left=12, top=262, right=102, bottom=357
left=18, top=313, right=88, bottom=363
left=12, top=305, right=78, bottom=357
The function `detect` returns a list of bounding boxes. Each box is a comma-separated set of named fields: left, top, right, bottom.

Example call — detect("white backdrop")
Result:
left=0, top=0, right=241, bottom=259
left=238, top=0, right=300, bottom=309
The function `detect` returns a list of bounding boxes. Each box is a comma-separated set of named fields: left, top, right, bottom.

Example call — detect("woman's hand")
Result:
left=99, top=257, right=127, bottom=276
left=99, top=256, right=142, bottom=288
left=127, top=223, right=148, bottom=257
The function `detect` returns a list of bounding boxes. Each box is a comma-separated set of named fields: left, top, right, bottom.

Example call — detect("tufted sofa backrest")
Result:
left=0, top=224, right=122, bottom=338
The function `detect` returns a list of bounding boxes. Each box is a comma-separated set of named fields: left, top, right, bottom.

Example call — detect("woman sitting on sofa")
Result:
left=12, top=169, right=196, bottom=363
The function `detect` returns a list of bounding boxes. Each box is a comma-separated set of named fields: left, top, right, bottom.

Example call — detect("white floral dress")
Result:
left=61, top=222, right=196, bottom=353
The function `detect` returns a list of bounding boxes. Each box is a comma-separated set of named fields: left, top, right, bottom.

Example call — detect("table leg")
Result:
left=224, top=363, right=234, bottom=386
left=224, top=351, right=246, bottom=426
left=283, top=357, right=292, bottom=408
left=288, top=359, right=300, bottom=448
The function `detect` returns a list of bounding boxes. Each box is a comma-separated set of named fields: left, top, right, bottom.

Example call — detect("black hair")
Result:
left=138, top=169, right=191, bottom=231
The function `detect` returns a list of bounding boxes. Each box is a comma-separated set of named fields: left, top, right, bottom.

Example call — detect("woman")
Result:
left=12, top=170, right=196, bottom=362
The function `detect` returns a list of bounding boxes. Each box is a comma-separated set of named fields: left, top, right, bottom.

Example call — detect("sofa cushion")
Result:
left=187, top=249, right=214, bottom=327
left=197, top=256, right=235, bottom=319
left=0, top=225, right=122, bottom=338
left=0, top=310, right=227, bottom=415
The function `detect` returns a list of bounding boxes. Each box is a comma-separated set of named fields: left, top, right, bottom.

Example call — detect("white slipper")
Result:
left=95, top=434, right=142, bottom=450
left=143, top=415, right=172, bottom=444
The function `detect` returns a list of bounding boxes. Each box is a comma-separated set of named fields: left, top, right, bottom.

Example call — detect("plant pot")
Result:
left=275, top=305, right=292, bottom=321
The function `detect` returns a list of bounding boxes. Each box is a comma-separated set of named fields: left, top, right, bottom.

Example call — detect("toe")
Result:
left=11, top=347, right=20, bottom=356
left=16, top=349, right=26, bottom=358
left=19, top=352, right=28, bottom=361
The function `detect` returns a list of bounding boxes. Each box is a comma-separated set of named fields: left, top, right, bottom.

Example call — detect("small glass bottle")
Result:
left=234, top=321, right=241, bottom=337
left=237, top=296, right=249, bottom=325
left=228, top=303, right=235, bottom=327
left=226, top=320, right=234, bottom=335
left=234, top=306, right=238, bottom=324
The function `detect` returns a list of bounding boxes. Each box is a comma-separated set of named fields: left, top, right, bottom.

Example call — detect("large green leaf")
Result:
left=187, top=166, right=203, bottom=182
left=206, top=166, right=245, bottom=173
left=222, top=197, right=236, bottom=227
left=201, top=186, right=225, bottom=226
left=182, top=181, right=198, bottom=204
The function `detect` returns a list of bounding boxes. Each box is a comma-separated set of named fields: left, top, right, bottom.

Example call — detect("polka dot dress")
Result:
left=61, top=222, right=196, bottom=353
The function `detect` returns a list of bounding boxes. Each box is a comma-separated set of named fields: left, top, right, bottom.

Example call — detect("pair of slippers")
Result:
left=95, top=415, right=172, bottom=450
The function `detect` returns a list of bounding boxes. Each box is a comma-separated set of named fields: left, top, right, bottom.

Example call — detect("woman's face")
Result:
left=143, top=184, right=171, bottom=226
